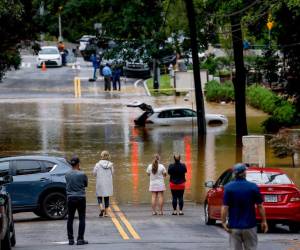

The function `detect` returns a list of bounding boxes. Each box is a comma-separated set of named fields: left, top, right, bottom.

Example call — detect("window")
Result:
left=43, top=161, right=56, bottom=172
left=246, top=172, right=293, bottom=185
left=215, top=171, right=231, bottom=187
left=182, top=109, right=197, bottom=117
left=171, top=109, right=185, bottom=118
left=0, top=161, right=10, bottom=177
left=15, top=160, right=42, bottom=176
left=158, top=110, right=172, bottom=118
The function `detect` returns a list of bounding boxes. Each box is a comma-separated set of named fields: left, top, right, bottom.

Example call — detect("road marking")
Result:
left=108, top=207, right=130, bottom=240
left=111, top=204, right=141, bottom=240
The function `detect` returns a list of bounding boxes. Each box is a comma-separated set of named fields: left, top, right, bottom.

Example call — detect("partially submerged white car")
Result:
left=37, top=46, right=62, bottom=67
left=127, top=101, right=228, bottom=127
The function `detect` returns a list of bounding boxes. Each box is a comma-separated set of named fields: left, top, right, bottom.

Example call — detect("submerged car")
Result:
left=0, top=175, right=16, bottom=250
left=37, top=46, right=62, bottom=67
left=127, top=101, right=228, bottom=127
left=0, top=155, right=71, bottom=220
left=204, top=167, right=300, bottom=232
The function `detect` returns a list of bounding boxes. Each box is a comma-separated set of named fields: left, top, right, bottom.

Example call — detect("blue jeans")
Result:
left=67, top=196, right=86, bottom=240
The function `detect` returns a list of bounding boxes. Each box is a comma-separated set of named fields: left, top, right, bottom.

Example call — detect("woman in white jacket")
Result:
left=93, top=151, right=114, bottom=217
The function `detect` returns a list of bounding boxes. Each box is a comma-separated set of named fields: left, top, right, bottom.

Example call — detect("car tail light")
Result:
left=289, top=192, right=300, bottom=202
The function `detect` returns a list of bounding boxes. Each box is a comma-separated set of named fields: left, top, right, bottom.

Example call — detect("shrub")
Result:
left=205, top=80, right=234, bottom=102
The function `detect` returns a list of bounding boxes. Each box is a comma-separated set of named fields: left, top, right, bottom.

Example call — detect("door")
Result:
left=7, top=160, right=52, bottom=208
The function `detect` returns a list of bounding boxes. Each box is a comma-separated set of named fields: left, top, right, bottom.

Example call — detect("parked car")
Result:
left=123, top=63, right=151, bottom=79
left=0, top=175, right=16, bottom=250
left=37, top=46, right=62, bottom=67
left=204, top=166, right=300, bottom=232
left=0, top=155, right=71, bottom=220
left=127, top=101, right=228, bottom=127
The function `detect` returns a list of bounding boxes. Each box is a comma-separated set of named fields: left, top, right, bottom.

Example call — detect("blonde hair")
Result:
left=152, top=154, right=160, bottom=174
left=101, top=150, right=110, bottom=160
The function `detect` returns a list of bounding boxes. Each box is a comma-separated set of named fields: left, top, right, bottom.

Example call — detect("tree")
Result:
left=269, top=129, right=300, bottom=167
left=0, top=0, right=38, bottom=81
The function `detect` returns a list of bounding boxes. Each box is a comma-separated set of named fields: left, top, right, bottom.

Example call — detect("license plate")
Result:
left=264, top=195, right=277, bottom=202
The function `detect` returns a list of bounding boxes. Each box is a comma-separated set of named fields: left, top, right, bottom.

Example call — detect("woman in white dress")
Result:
left=93, top=151, right=114, bottom=217
left=146, top=154, right=167, bottom=215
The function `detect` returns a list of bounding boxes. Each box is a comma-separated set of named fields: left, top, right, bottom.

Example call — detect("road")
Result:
left=2, top=55, right=300, bottom=250
left=13, top=204, right=300, bottom=250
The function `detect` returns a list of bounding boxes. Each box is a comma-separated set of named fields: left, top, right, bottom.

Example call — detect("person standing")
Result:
left=65, top=156, right=88, bottom=245
left=90, top=53, right=99, bottom=80
left=112, top=66, right=121, bottom=91
left=102, top=63, right=112, bottom=91
left=168, top=154, right=187, bottom=215
left=93, top=151, right=114, bottom=217
left=146, top=154, right=167, bottom=215
left=221, top=163, right=268, bottom=250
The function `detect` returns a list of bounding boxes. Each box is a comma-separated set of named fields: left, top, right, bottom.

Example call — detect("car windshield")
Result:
left=39, top=48, right=59, bottom=55
left=246, top=172, right=293, bottom=185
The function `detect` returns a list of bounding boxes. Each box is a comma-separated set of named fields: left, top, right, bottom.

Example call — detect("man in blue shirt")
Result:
left=221, top=163, right=268, bottom=250
left=102, top=63, right=112, bottom=91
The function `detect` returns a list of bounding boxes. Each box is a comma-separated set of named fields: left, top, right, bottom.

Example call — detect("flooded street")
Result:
left=1, top=95, right=299, bottom=205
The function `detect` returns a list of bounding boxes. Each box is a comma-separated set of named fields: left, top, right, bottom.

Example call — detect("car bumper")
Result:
left=256, top=203, right=300, bottom=223
left=38, top=59, right=62, bottom=67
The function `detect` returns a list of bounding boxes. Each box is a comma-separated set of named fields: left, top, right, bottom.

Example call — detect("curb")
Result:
left=143, top=80, right=151, bottom=96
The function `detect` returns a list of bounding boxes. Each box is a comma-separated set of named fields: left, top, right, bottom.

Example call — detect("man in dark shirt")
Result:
left=221, top=163, right=268, bottom=250
left=65, top=156, right=88, bottom=245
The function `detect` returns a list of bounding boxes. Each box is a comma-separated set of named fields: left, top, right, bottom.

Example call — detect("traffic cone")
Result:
left=41, top=62, right=47, bottom=72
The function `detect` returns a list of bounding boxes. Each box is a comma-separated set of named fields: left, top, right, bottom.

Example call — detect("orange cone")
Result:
left=41, top=62, right=47, bottom=72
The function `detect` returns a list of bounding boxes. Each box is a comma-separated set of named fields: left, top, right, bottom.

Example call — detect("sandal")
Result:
left=158, top=212, right=164, bottom=216
left=152, top=212, right=157, bottom=216
left=179, top=211, right=184, bottom=216
left=172, top=211, right=178, bottom=215
left=99, top=210, right=104, bottom=217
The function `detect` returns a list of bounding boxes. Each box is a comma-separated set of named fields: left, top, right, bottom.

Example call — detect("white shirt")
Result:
left=146, top=164, right=167, bottom=192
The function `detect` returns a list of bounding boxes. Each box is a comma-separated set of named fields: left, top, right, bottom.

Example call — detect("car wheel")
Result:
left=10, top=221, right=16, bottom=247
left=204, top=201, right=216, bottom=225
left=289, top=223, right=300, bottom=233
left=42, top=192, right=67, bottom=220
left=1, top=227, right=12, bottom=250
left=33, top=209, right=45, bottom=217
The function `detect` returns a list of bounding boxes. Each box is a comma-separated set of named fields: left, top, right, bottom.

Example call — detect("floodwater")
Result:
left=0, top=96, right=299, bottom=204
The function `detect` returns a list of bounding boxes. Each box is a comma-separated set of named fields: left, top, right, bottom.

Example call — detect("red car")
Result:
left=204, top=167, right=300, bottom=232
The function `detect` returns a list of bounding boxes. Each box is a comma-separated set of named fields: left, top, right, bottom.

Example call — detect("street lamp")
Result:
left=58, top=6, right=63, bottom=41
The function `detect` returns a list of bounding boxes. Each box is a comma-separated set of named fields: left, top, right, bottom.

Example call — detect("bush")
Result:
left=205, top=80, right=234, bottom=102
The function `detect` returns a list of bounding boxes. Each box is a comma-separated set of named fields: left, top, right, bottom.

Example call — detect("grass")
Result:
left=146, top=74, right=175, bottom=96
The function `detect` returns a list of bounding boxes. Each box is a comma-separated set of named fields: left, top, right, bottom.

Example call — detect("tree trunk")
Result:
left=185, top=0, right=206, bottom=135
left=153, top=58, right=159, bottom=89
left=230, top=15, right=248, bottom=137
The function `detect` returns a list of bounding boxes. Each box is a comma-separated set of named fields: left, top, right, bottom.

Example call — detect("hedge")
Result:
left=205, top=80, right=297, bottom=131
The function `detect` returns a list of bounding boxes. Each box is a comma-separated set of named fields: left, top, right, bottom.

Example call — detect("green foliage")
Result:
left=146, top=74, right=174, bottom=96
left=205, top=80, right=234, bottom=102
left=201, top=55, right=219, bottom=75
left=246, top=85, right=279, bottom=114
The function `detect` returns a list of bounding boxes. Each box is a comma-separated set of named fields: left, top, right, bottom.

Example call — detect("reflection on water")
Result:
left=0, top=99, right=299, bottom=204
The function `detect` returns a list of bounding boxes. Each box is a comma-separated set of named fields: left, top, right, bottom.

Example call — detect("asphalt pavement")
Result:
left=13, top=204, right=300, bottom=250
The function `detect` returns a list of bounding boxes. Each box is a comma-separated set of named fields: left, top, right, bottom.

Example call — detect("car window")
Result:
left=246, top=172, right=293, bottom=185
left=0, top=161, right=10, bottom=177
left=215, top=170, right=231, bottom=187
left=182, top=109, right=197, bottom=117
left=170, top=109, right=185, bottom=118
left=39, top=48, right=59, bottom=55
left=221, top=171, right=234, bottom=186
left=14, top=160, right=42, bottom=176
left=158, top=110, right=172, bottom=118
left=43, top=161, right=56, bottom=172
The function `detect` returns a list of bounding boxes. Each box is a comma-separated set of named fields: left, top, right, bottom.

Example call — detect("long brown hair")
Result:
left=152, top=154, right=160, bottom=174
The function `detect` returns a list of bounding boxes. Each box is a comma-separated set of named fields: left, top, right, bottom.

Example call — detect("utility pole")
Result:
left=185, top=0, right=206, bottom=135
left=58, top=6, right=63, bottom=41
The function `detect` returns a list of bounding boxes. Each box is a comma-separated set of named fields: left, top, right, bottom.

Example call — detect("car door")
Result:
left=182, top=109, right=197, bottom=125
left=7, top=160, right=52, bottom=208
left=208, top=170, right=232, bottom=219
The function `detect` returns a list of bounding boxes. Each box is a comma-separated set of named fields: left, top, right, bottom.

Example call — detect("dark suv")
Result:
left=0, top=175, right=16, bottom=250
left=0, top=156, right=71, bottom=220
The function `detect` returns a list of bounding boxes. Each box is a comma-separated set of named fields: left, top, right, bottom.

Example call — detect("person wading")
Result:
left=93, top=150, right=114, bottom=217
left=221, top=163, right=268, bottom=250
left=146, top=154, right=167, bottom=215
left=168, top=154, right=187, bottom=215
left=65, top=156, right=88, bottom=245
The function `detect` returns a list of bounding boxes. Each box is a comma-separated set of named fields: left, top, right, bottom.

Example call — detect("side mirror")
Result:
left=205, top=181, right=215, bottom=188
left=0, top=175, right=13, bottom=184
